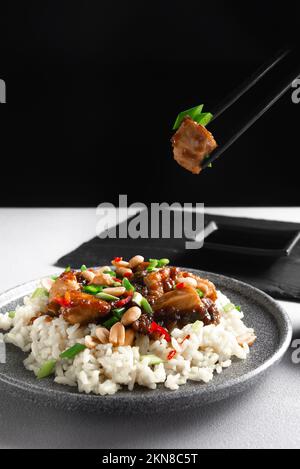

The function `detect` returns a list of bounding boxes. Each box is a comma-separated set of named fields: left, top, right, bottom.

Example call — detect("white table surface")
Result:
left=0, top=207, right=299, bottom=449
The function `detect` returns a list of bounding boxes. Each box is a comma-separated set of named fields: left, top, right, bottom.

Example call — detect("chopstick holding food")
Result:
left=172, top=48, right=300, bottom=174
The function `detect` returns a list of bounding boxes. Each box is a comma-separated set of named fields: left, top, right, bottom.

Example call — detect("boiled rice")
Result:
left=0, top=284, right=255, bottom=395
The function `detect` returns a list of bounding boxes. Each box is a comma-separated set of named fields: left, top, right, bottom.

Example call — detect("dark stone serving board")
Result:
left=56, top=212, right=300, bottom=302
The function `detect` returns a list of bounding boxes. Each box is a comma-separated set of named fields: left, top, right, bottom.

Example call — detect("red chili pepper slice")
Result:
left=176, top=282, right=185, bottom=289
left=123, top=272, right=132, bottom=278
left=180, top=334, right=190, bottom=344
left=149, top=321, right=171, bottom=342
left=112, top=277, right=122, bottom=283
left=167, top=350, right=176, bottom=360
left=113, top=257, right=122, bottom=263
left=114, top=293, right=133, bottom=308
left=53, top=293, right=71, bottom=308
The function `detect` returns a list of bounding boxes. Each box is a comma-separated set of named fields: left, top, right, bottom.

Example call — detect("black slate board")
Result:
left=56, top=212, right=300, bottom=302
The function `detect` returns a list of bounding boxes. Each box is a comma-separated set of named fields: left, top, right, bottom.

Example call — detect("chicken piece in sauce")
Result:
left=179, top=272, right=217, bottom=302
left=152, top=285, right=219, bottom=329
left=61, top=291, right=111, bottom=325
left=171, top=116, right=217, bottom=174
left=48, top=270, right=80, bottom=302
left=143, top=267, right=179, bottom=300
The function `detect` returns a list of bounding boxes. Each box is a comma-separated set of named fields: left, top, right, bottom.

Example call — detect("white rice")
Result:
left=0, top=286, right=255, bottom=395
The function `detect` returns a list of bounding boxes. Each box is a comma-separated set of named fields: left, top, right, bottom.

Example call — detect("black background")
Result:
left=1, top=1, right=299, bottom=207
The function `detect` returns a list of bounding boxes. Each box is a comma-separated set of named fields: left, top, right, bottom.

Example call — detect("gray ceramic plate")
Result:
left=0, top=270, right=292, bottom=414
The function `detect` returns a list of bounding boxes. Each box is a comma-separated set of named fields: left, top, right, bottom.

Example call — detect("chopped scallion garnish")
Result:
left=31, top=287, right=49, bottom=299
left=157, top=258, right=170, bottom=267
left=8, top=311, right=15, bottom=319
left=103, top=270, right=115, bottom=277
left=132, top=292, right=143, bottom=307
left=83, top=284, right=104, bottom=295
left=122, top=277, right=135, bottom=292
left=173, top=104, right=213, bottom=130
left=96, top=292, right=119, bottom=301
left=140, top=354, right=164, bottom=366
left=223, top=303, right=235, bottom=313
left=51, top=275, right=58, bottom=281
left=147, top=259, right=158, bottom=272
left=103, top=316, right=119, bottom=329
left=80, top=265, right=87, bottom=271
left=141, top=297, right=153, bottom=315
left=37, top=359, right=57, bottom=379
left=64, top=265, right=71, bottom=272
left=196, top=289, right=204, bottom=298
left=192, top=320, right=202, bottom=332
left=235, top=305, right=241, bottom=312
left=60, top=343, right=86, bottom=359
left=173, top=104, right=203, bottom=130
left=112, top=307, right=126, bottom=319
left=197, top=112, right=213, bottom=126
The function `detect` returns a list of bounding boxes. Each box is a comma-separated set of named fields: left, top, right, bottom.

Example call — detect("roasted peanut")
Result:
left=85, top=335, right=97, bottom=349
left=81, top=270, right=95, bottom=283
left=176, top=276, right=197, bottom=288
left=109, top=322, right=125, bottom=346
left=121, top=306, right=141, bottom=326
left=94, top=266, right=112, bottom=273
left=102, top=286, right=126, bottom=297
left=112, top=259, right=130, bottom=268
left=124, top=328, right=135, bottom=346
left=95, top=326, right=110, bottom=344
left=128, top=255, right=144, bottom=269
left=116, top=266, right=133, bottom=277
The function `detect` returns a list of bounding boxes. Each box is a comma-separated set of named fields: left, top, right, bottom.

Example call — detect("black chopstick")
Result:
left=211, top=48, right=290, bottom=121
left=202, top=48, right=300, bottom=169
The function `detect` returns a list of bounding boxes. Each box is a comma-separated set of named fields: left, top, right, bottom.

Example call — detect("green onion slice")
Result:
left=173, top=104, right=213, bottom=130
left=83, top=284, right=104, bottom=295
left=96, top=292, right=119, bottom=301
left=132, top=292, right=143, bottom=307
left=196, top=289, right=204, bottom=298
left=140, top=354, right=164, bottom=366
left=196, top=112, right=213, bottom=126
left=103, top=316, right=119, bottom=329
left=147, top=259, right=158, bottom=272
left=60, top=343, right=86, bottom=359
left=173, top=104, right=204, bottom=130
left=31, top=287, right=49, bottom=299
left=8, top=311, right=15, bottom=319
left=51, top=275, right=58, bottom=281
left=122, top=277, right=135, bottom=291
left=64, top=265, right=71, bottom=272
left=103, top=270, right=115, bottom=276
left=80, top=265, right=87, bottom=271
left=157, top=258, right=170, bottom=267
left=235, top=305, right=242, bottom=312
left=223, top=303, right=235, bottom=313
left=112, top=307, right=126, bottom=319
left=37, top=359, right=57, bottom=379
left=141, top=297, right=153, bottom=315
left=192, top=320, right=202, bottom=332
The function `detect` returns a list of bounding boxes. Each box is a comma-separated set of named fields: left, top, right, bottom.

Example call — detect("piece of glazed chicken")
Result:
left=171, top=116, right=217, bottom=174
